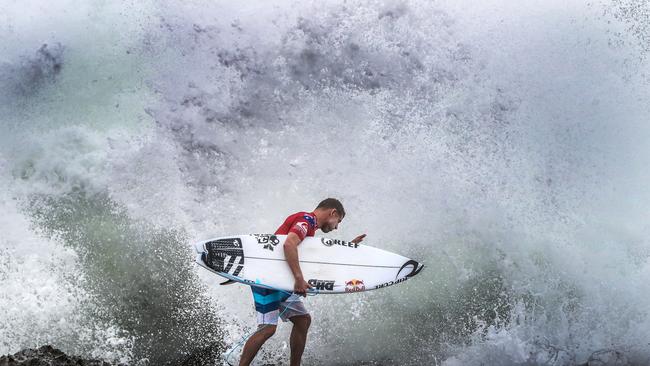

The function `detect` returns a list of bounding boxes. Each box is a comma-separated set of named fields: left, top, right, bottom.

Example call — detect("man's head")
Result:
left=313, top=198, right=345, bottom=233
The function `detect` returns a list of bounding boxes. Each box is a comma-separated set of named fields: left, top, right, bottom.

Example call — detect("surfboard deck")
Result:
left=194, top=234, right=424, bottom=294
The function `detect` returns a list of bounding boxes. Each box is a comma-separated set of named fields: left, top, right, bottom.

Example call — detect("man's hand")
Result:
left=351, top=234, right=366, bottom=244
left=294, top=277, right=312, bottom=297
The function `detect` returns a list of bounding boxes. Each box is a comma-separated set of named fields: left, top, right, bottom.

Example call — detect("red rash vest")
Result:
left=275, top=211, right=319, bottom=241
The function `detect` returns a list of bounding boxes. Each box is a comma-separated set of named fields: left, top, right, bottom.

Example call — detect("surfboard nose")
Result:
left=396, top=259, right=425, bottom=280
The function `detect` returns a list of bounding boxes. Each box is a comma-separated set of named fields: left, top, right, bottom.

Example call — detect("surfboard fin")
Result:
left=219, top=279, right=237, bottom=286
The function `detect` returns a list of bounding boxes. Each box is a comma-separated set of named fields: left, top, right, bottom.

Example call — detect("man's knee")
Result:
left=290, top=314, right=311, bottom=331
left=257, top=324, right=277, bottom=339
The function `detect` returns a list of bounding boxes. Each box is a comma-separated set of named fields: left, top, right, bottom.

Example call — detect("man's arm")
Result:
left=283, top=232, right=312, bottom=296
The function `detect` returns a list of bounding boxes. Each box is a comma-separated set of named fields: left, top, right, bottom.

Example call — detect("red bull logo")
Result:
left=345, top=279, right=365, bottom=292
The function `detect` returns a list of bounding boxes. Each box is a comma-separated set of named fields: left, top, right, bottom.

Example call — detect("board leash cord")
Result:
left=223, top=284, right=319, bottom=366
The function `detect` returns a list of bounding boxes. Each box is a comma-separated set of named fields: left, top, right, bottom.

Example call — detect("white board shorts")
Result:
left=252, top=288, right=309, bottom=325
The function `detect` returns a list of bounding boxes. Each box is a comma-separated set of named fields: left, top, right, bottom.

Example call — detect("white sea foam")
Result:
left=1, top=0, right=649, bottom=364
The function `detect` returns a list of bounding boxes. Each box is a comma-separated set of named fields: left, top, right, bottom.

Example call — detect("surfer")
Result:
left=239, top=198, right=366, bottom=366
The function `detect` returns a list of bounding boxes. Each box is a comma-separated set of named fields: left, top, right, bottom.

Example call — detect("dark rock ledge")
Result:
left=0, top=345, right=113, bottom=366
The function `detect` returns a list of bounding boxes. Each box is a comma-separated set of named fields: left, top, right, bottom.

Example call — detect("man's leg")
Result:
left=288, top=314, right=311, bottom=366
left=243, top=287, right=284, bottom=366
left=239, top=324, right=276, bottom=366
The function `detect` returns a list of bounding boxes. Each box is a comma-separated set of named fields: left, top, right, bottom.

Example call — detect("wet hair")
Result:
left=316, top=198, right=345, bottom=218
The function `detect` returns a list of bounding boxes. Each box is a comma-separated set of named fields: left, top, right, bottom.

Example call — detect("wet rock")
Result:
left=0, top=345, right=113, bottom=366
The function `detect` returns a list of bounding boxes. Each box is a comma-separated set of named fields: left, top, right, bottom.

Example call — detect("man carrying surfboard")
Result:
left=239, top=198, right=366, bottom=366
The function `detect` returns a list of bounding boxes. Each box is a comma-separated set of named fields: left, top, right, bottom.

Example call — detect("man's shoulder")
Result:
left=286, top=211, right=316, bottom=227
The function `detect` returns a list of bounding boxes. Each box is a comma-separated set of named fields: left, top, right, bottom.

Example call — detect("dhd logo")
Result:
left=308, top=279, right=335, bottom=291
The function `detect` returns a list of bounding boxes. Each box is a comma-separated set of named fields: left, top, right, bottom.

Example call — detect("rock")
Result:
left=0, top=345, right=113, bottom=366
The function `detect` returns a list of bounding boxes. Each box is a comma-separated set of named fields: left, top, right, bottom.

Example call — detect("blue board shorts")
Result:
left=251, top=287, right=309, bottom=325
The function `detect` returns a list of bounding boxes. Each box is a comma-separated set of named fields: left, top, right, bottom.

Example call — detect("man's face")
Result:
left=320, top=209, right=342, bottom=233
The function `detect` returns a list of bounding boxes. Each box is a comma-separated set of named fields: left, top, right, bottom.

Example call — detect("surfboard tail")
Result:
left=194, top=241, right=206, bottom=254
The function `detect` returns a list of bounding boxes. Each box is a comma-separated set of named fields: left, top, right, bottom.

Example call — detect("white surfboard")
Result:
left=194, top=234, right=424, bottom=294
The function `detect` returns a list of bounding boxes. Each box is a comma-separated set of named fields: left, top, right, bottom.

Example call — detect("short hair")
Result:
left=316, top=198, right=345, bottom=218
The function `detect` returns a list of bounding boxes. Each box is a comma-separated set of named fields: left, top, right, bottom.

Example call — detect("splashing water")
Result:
left=1, top=0, right=649, bottom=365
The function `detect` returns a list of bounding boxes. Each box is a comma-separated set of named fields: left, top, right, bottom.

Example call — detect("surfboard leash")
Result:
left=194, top=256, right=319, bottom=364
left=223, top=285, right=319, bottom=366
